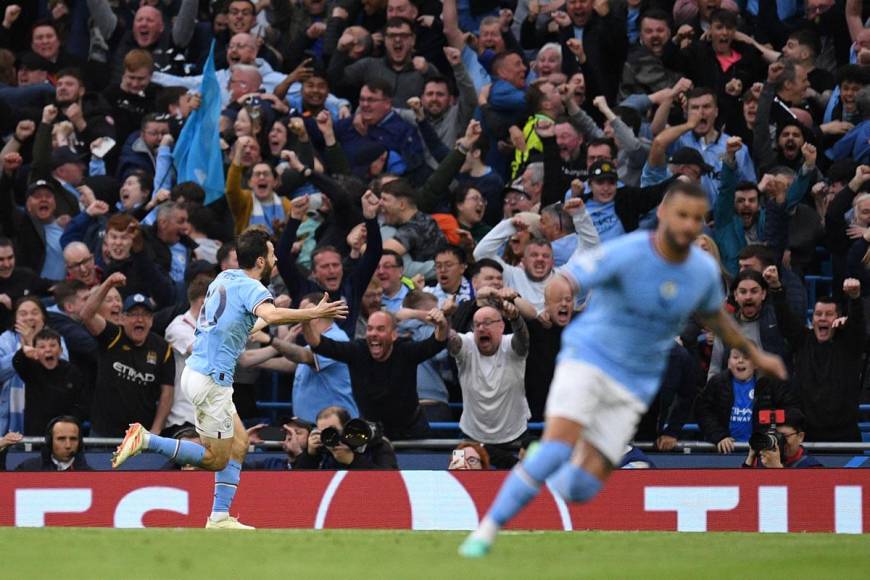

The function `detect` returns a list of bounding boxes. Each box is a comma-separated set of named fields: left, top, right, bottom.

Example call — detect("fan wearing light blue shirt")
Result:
left=460, top=181, right=788, bottom=558
left=110, top=228, right=348, bottom=530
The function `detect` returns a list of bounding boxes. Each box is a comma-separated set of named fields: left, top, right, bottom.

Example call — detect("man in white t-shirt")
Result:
left=448, top=302, right=530, bottom=467
left=162, top=276, right=210, bottom=434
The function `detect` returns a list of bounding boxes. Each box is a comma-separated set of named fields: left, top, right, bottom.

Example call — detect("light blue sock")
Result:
left=487, top=440, right=572, bottom=526
left=146, top=434, right=206, bottom=466
left=212, top=460, right=242, bottom=514
left=550, top=463, right=603, bottom=503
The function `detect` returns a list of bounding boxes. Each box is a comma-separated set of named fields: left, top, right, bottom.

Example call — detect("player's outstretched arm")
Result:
left=700, top=309, right=788, bottom=380
left=254, top=294, right=348, bottom=325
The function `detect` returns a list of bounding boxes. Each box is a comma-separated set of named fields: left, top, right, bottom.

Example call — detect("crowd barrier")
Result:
left=1, top=470, right=867, bottom=533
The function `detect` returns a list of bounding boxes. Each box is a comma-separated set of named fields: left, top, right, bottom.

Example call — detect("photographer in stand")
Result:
left=295, top=406, right=398, bottom=470
left=743, top=408, right=822, bottom=469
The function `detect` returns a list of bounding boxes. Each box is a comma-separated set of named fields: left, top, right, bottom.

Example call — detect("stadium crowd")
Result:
left=1, top=0, right=870, bottom=472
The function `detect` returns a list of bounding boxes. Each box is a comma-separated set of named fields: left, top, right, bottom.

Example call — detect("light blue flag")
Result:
left=173, top=41, right=225, bottom=205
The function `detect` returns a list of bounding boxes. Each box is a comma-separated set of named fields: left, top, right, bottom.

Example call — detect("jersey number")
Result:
left=199, top=285, right=227, bottom=330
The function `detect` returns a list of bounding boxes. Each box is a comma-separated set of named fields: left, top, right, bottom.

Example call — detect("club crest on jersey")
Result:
left=659, top=281, right=678, bottom=301
left=147, top=351, right=157, bottom=365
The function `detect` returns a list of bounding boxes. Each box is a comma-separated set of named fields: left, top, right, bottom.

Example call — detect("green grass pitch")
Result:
left=4, top=528, right=869, bottom=579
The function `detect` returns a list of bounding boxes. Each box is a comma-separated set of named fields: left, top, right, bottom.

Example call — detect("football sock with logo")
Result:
left=146, top=433, right=206, bottom=466
left=472, top=440, right=573, bottom=543
left=211, top=460, right=242, bottom=520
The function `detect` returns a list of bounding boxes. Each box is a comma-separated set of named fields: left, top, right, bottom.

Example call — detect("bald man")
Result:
left=88, top=0, right=198, bottom=82
left=524, top=276, right=576, bottom=421
left=63, top=242, right=100, bottom=287
left=448, top=302, right=530, bottom=465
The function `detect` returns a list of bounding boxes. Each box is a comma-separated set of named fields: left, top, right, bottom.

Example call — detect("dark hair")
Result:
left=14, top=295, right=48, bottom=322
left=662, top=180, right=708, bottom=203
left=381, top=178, right=418, bottom=206
left=187, top=273, right=212, bottom=303
left=171, top=182, right=206, bottom=205
left=141, top=112, right=169, bottom=130
left=731, top=269, right=767, bottom=294
left=126, top=169, right=154, bottom=198
left=776, top=119, right=808, bottom=141
left=188, top=205, right=217, bottom=237
left=385, top=16, right=415, bottom=32
left=469, top=132, right=490, bottom=157
left=34, top=328, right=61, bottom=345
left=837, top=64, right=869, bottom=87
left=301, top=291, right=326, bottom=306
left=56, top=67, right=84, bottom=84
left=423, top=74, right=454, bottom=96
left=236, top=227, right=272, bottom=269
left=469, top=258, right=503, bottom=278
left=381, top=248, right=403, bottom=269
left=814, top=295, right=840, bottom=314
left=156, top=87, right=188, bottom=113
left=316, top=405, right=351, bottom=426
left=363, top=77, right=394, bottom=99
left=734, top=181, right=761, bottom=196
left=436, top=245, right=467, bottom=264
left=686, top=86, right=718, bottom=105
left=31, top=19, right=60, bottom=40
left=217, top=241, right=236, bottom=266
left=526, top=82, right=551, bottom=115
left=639, top=8, right=671, bottom=29
left=737, top=244, right=774, bottom=268
left=788, top=29, right=820, bottom=57
left=585, top=137, right=617, bottom=159
left=0, top=236, right=13, bottom=249
left=53, top=280, right=88, bottom=310
left=782, top=408, right=807, bottom=432
left=453, top=183, right=482, bottom=210
left=402, top=289, right=437, bottom=309
left=709, top=8, right=738, bottom=29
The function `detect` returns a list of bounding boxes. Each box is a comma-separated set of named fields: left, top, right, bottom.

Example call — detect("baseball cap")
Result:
left=26, top=179, right=55, bottom=197
left=588, top=160, right=618, bottom=181
left=668, top=147, right=713, bottom=174
left=123, top=293, right=156, bottom=313
left=281, top=416, right=314, bottom=431
left=17, top=51, right=51, bottom=72
left=50, top=147, right=87, bottom=170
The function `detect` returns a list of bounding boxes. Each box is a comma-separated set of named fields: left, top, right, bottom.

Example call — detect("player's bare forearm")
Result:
left=509, top=316, right=530, bottom=356
left=249, top=317, right=269, bottom=335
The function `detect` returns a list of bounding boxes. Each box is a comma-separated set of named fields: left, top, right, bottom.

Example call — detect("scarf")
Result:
left=249, top=193, right=286, bottom=233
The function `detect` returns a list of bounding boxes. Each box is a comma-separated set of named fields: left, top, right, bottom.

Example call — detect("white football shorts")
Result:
left=180, top=366, right=237, bottom=439
left=545, top=359, right=647, bottom=465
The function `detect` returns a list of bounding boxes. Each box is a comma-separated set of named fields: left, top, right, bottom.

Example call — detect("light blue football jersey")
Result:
left=560, top=231, right=723, bottom=404
left=186, top=269, right=272, bottom=386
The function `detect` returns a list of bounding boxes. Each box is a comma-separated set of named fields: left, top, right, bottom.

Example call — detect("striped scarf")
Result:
left=248, top=193, right=286, bottom=234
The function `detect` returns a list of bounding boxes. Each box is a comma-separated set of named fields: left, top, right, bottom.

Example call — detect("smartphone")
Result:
left=452, top=449, right=466, bottom=466
left=258, top=426, right=286, bottom=442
